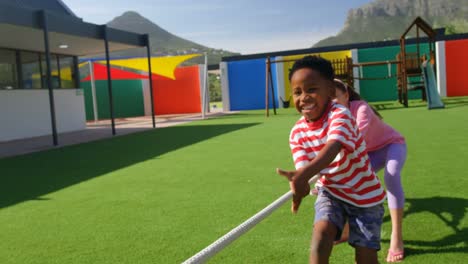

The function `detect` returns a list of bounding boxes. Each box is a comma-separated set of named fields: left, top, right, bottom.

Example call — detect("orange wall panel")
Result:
left=152, top=65, right=201, bottom=115
left=445, top=39, right=468, bottom=97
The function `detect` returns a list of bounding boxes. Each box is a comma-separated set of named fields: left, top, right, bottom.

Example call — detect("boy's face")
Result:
left=291, top=68, right=333, bottom=122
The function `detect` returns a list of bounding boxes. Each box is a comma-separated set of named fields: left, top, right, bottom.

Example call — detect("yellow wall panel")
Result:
left=281, top=50, right=351, bottom=105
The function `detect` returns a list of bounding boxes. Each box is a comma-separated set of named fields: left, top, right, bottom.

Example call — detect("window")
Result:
left=0, top=49, right=17, bottom=89
left=20, top=51, right=42, bottom=89
left=0, top=48, right=78, bottom=89
left=58, top=56, right=76, bottom=88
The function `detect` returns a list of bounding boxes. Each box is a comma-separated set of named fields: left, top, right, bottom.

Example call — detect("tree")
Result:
left=208, top=73, right=222, bottom=102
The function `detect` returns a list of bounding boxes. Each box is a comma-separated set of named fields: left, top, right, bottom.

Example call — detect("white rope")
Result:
left=182, top=175, right=320, bottom=264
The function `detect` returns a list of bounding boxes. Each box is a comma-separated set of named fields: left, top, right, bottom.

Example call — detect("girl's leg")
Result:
left=387, top=208, right=405, bottom=262
left=333, top=222, right=349, bottom=245
left=384, top=144, right=406, bottom=209
left=368, top=147, right=388, bottom=172
left=383, top=144, right=406, bottom=262
left=370, top=144, right=406, bottom=261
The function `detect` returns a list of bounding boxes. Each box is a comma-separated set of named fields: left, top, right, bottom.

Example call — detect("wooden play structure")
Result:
left=397, top=17, right=437, bottom=107
left=350, top=17, right=437, bottom=107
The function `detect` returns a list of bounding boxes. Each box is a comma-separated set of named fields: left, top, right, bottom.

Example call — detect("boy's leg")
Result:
left=313, top=190, right=345, bottom=264
left=355, top=246, right=378, bottom=264
left=338, top=149, right=386, bottom=247
left=310, top=220, right=338, bottom=264
left=347, top=203, right=384, bottom=264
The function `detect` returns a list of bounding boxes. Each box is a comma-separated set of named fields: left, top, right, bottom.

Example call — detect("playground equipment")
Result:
left=344, top=17, right=438, bottom=108
left=264, top=17, right=441, bottom=115
left=397, top=17, right=437, bottom=107
left=279, top=96, right=291, bottom=108
left=421, top=59, right=445, bottom=109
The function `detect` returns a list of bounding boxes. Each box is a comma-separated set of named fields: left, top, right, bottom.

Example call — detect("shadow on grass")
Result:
left=370, top=96, right=468, bottom=112
left=0, top=123, right=259, bottom=209
left=211, top=111, right=299, bottom=121
left=382, top=196, right=468, bottom=256
left=442, top=97, right=468, bottom=109
left=369, top=101, right=426, bottom=112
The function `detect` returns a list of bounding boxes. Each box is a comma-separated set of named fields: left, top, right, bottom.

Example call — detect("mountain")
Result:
left=106, top=11, right=239, bottom=65
left=314, top=0, right=468, bottom=47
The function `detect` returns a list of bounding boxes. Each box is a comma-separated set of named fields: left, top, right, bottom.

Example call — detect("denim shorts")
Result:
left=314, top=189, right=384, bottom=250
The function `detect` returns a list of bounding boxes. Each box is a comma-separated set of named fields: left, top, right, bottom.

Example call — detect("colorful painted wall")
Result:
left=81, top=63, right=203, bottom=119
left=280, top=50, right=352, bottom=106
left=221, top=37, right=468, bottom=111
left=81, top=80, right=145, bottom=120
left=445, top=39, right=468, bottom=97
left=151, top=65, right=201, bottom=115
left=227, top=58, right=279, bottom=111
left=357, top=43, right=430, bottom=102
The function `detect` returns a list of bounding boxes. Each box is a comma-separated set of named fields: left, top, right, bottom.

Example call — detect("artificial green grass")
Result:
left=1, top=98, right=467, bottom=263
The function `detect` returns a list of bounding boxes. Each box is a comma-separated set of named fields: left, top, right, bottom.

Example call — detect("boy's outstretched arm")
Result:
left=277, top=140, right=342, bottom=213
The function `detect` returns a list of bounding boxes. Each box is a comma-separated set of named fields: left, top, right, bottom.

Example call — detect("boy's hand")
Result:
left=276, top=168, right=310, bottom=214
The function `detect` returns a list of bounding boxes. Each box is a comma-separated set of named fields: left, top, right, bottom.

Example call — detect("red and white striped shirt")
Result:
left=289, top=102, right=386, bottom=208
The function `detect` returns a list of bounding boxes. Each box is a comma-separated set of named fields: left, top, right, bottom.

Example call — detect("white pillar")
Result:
left=436, top=41, right=447, bottom=97
left=201, top=53, right=208, bottom=119
left=88, top=61, right=99, bottom=122
left=274, top=56, right=286, bottom=107
left=351, top=49, right=360, bottom=93
left=141, top=78, right=152, bottom=116
left=220, top=61, right=230, bottom=112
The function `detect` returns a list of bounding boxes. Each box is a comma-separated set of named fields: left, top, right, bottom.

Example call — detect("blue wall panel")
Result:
left=228, top=58, right=279, bottom=110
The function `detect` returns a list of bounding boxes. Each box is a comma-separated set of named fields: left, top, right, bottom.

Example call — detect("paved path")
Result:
left=0, top=111, right=233, bottom=159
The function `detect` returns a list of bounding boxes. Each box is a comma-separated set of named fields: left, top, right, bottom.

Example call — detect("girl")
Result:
left=334, top=79, right=406, bottom=263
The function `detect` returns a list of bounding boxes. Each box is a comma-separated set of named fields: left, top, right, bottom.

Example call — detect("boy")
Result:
left=277, top=56, right=386, bottom=264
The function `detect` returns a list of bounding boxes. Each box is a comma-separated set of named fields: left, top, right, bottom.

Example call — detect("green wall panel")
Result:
left=357, top=43, right=430, bottom=102
left=81, top=80, right=144, bottom=120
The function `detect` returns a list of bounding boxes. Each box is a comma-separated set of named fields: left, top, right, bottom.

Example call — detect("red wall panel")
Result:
left=152, top=65, right=201, bottom=115
left=445, top=39, right=468, bottom=97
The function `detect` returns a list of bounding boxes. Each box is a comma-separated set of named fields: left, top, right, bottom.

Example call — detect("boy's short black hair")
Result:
left=288, top=55, right=335, bottom=81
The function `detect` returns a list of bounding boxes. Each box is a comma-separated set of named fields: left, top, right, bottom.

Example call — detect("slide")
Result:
left=421, top=60, right=445, bottom=109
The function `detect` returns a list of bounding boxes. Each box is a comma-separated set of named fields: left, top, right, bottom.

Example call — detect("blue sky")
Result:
left=63, top=0, right=373, bottom=54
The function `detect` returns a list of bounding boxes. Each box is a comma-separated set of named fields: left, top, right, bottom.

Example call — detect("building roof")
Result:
left=0, top=1, right=147, bottom=56
left=0, top=0, right=78, bottom=18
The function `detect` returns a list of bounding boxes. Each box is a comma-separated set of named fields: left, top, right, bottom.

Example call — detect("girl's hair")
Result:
left=288, top=55, right=334, bottom=81
left=333, top=79, right=383, bottom=119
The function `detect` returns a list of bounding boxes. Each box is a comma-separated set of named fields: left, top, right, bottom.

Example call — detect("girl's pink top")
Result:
left=349, top=100, right=405, bottom=152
